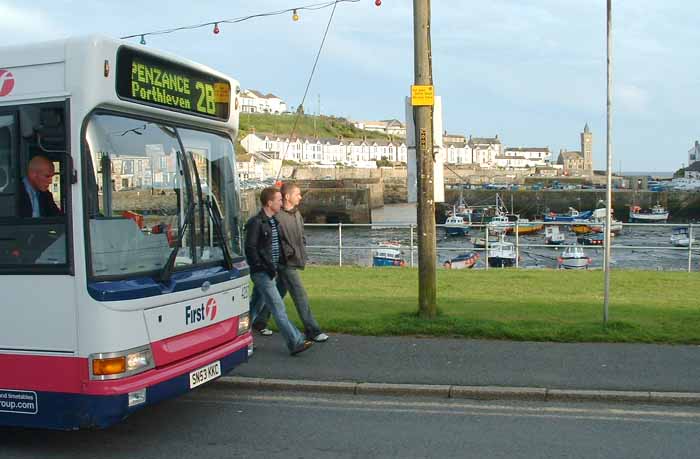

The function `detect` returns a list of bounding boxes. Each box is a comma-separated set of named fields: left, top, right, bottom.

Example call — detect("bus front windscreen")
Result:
left=83, top=113, right=241, bottom=279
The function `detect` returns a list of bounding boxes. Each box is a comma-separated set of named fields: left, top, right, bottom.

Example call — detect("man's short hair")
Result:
left=280, top=182, right=299, bottom=198
left=260, top=187, right=280, bottom=207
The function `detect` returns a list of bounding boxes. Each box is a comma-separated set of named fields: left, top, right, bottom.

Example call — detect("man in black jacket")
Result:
left=245, top=187, right=312, bottom=356
left=252, top=182, right=328, bottom=342
left=18, top=155, right=62, bottom=218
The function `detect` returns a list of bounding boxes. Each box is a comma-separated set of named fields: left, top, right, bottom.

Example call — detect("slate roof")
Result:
left=505, top=147, right=549, bottom=152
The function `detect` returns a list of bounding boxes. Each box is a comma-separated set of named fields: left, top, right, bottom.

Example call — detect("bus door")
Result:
left=0, top=102, right=77, bottom=357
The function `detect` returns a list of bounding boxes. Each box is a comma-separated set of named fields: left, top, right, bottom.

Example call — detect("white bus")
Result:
left=0, top=36, right=252, bottom=429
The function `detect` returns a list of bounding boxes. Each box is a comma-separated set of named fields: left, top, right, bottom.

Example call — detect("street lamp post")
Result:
left=603, top=0, right=613, bottom=323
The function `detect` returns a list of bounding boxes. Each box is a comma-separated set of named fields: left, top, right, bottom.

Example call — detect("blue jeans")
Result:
left=252, top=265, right=322, bottom=339
left=249, top=272, right=305, bottom=352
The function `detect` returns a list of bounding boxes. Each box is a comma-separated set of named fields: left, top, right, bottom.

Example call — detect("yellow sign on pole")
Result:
left=411, top=85, right=434, bottom=106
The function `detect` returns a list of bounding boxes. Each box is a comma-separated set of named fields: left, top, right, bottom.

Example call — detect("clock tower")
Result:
left=581, top=123, right=593, bottom=173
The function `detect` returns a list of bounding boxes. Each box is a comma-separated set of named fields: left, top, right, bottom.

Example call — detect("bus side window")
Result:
left=0, top=114, right=16, bottom=216
left=0, top=105, right=69, bottom=269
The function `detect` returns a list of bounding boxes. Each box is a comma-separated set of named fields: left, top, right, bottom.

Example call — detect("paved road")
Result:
left=238, top=334, right=700, bottom=392
left=3, top=387, right=700, bottom=458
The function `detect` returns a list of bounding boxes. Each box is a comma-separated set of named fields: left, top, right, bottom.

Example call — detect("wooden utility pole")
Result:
left=412, top=0, right=437, bottom=318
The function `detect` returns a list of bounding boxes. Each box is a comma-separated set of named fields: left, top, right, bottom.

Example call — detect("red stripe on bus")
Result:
left=82, top=334, right=251, bottom=395
left=150, top=317, right=241, bottom=367
left=0, top=332, right=252, bottom=395
left=0, top=354, right=85, bottom=392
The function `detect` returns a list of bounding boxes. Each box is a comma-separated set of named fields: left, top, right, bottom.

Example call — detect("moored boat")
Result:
left=670, top=227, right=695, bottom=247
left=629, top=204, right=669, bottom=223
left=544, top=226, right=566, bottom=245
left=557, top=245, right=591, bottom=270
left=570, top=208, right=623, bottom=235
left=373, top=242, right=406, bottom=267
left=444, top=215, right=471, bottom=237
left=577, top=232, right=605, bottom=246
left=543, top=207, right=593, bottom=222
left=487, top=214, right=515, bottom=235
left=514, top=219, right=544, bottom=235
left=487, top=235, right=517, bottom=267
left=443, top=251, right=480, bottom=269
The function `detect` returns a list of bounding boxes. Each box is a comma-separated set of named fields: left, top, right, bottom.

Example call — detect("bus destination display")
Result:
left=116, top=47, right=230, bottom=121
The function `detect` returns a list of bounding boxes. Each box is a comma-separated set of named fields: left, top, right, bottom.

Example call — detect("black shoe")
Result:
left=290, top=340, right=313, bottom=356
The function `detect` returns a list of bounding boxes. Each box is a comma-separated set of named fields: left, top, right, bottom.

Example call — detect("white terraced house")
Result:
left=503, top=147, right=551, bottom=167
left=241, top=133, right=408, bottom=164
left=239, top=89, right=288, bottom=114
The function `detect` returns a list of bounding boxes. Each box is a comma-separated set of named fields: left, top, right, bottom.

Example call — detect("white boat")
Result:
left=670, top=227, right=695, bottom=248
left=487, top=214, right=514, bottom=235
left=571, top=207, right=623, bottom=235
left=487, top=235, right=517, bottom=268
left=557, top=245, right=591, bottom=270
left=544, top=226, right=566, bottom=245
left=444, top=215, right=471, bottom=237
left=443, top=252, right=480, bottom=269
left=629, top=204, right=669, bottom=223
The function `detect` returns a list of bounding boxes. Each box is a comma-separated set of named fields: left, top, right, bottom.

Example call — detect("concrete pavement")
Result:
left=216, top=333, right=700, bottom=404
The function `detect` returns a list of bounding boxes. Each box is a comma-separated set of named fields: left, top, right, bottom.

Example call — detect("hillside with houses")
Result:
left=236, top=88, right=603, bottom=182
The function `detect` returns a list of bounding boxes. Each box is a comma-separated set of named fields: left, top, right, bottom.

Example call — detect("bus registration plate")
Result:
left=189, top=361, right=221, bottom=389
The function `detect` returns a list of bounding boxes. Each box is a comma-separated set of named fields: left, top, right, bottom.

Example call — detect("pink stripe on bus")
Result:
left=150, top=317, right=240, bottom=367
left=0, top=354, right=85, bottom=392
left=0, top=332, right=252, bottom=395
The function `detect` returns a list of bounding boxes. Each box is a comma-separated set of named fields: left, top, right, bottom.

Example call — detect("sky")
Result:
left=1, top=0, right=698, bottom=172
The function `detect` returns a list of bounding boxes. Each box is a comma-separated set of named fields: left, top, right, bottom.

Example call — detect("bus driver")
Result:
left=18, top=155, right=62, bottom=218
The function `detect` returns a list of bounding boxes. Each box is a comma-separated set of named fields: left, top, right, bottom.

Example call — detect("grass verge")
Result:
left=270, top=266, right=700, bottom=344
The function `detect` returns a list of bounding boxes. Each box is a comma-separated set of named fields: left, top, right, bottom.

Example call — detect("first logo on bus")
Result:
left=0, top=70, right=15, bottom=97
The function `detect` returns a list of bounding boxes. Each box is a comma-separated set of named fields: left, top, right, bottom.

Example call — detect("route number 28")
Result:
left=195, top=81, right=216, bottom=115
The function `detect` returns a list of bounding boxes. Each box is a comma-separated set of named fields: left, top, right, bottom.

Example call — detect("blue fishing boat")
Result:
left=543, top=207, right=592, bottom=222
left=372, top=243, right=406, bottom=267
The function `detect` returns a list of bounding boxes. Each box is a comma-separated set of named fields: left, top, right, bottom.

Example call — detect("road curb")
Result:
left=218, top=376, right=700, bottom=405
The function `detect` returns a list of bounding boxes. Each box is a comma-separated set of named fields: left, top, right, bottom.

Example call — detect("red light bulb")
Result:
left=375, top=0, right=381, bottom=6
left=213, top=23, right=220, bottom=34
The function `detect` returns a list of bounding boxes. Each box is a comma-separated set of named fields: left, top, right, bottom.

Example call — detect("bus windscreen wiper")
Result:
left=204, top=194, right=234, bottom=270
left=159, top=201, right=195, bottom=283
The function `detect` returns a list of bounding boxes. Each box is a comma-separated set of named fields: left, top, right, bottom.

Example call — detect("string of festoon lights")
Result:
left=120, top=0, right=381, bottom=45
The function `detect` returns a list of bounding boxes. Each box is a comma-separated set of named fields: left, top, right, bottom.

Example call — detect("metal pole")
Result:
left=484, top=225, right=489, bottom=270
left=413, top=0, right=437, bottom=318
left=410, top=224, right=415, bottom=267
left=689, top=224, right=693, bottom=273
left=515, top=223, right=520, bottom=269
left=603, top=0, right=612, bottom=324
left=338, top=222, right=343, bottom=267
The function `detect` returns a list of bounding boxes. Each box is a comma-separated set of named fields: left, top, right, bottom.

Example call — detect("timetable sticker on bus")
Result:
left=116, top=47, right=231, bottom=121
left=0, top=390, right=38, bottom=415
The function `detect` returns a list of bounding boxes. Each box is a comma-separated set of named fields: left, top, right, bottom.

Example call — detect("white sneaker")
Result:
left=258, top=328, right=273, bottom=336
left=312, top=333, right=329, bottom=342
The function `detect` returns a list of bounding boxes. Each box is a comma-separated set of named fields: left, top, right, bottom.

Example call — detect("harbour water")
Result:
left=304, top=204, right=699, bottom=271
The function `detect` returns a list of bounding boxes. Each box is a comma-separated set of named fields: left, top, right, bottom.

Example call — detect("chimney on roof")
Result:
left=495, top=134, right=499, bottom=139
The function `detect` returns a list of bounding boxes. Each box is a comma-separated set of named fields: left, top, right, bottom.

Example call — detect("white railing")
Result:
left=304, top=222, right=699, bottom=272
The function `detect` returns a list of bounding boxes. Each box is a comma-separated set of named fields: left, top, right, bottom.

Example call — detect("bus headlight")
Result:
left=238, top=312, right=250, bottom=336
left=90, top=345, right=155, bottom=380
